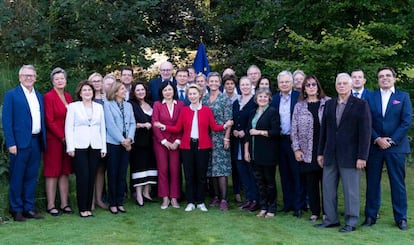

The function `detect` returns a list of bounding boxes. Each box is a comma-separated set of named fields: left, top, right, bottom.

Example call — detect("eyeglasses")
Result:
left=121, top=74, right=133, bottom=77
left=20, top=74, right=36, bottom=78
left=305, top=83, right=317, bottom=88
left=91, top=80, right=102, bottom=83
left=160, top=69, right=172, bottom=72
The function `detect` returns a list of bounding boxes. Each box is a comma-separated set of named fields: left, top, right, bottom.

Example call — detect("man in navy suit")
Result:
left=148, top=61, right=177, bottom=102
left=351, top=69, right=371, bottom=100
left=315, top=73, right=371, bottom=232
left=363, top=67, right=412, bottom=231
left=175, top=68, right=191, bottom=105
left=270, top=71, right=301, bottom=216
left=2, top=65, right=46, bottom=221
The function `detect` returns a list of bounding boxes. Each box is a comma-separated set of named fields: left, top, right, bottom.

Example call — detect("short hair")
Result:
left=254, top=88, right=272, bottom=104
left=299, top=75, right=326, bottom=101
left=293, top=70, right=305, bottom=79
left=186, top=84, right=203, bottom=99
left=88, top=72, right=103, bottom=82
left=19, top=65, right=36, bottom=76
left=336, top=73, right=353, bottom=85
left=207, top=71, right=222, bottom=83
left=222, top=74, right=238, bottom=86
left=129, top=81, right=151, bottom=104
left=247, top=65, right=261, bottom=74
left=277, top=70, right=293, bottom=83
left=106, top=81, right=124, bottom=101
left=239, top=76, right=252, bottom=86
left=376, top=66, right=396, bottom=78
left=195, top=73, right=207, bottom=81
left=75, top=80, right=95, bottom=101
left=121, top=66, right=133, bottom=75
left=158, top=80, right=178, bottom=101
left=103, top=74, right=117, bottom=83
left=351, top=68, right=364, bottom=75
left=50, top=67, right=66, bottom=82
left=176, top=68, right=189, bottom=76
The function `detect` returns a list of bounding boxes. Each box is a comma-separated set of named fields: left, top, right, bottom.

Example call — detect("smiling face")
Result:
left=304, top=78, right=318, bottom=97
left=162, top=84, right=175, bottom=100
left=258, top=78, right=270, bottom=89
left=277, top=74, right=293, bottom=94
left=90, top=75, right=103, bottom=92
left=52, top=72, right=67, bottom=90
left=115, top=84, right=127, bottom=100
left=187, top=87, right=202, bottom=104
left=19, top=67, right=37, bottom=91
left=239, top=77, right=252, bottom=96
left=176, top=70, right=189, bottom=87
left=121, top=69, right=133, bottom=85
left=335, top=75, right=352, bottom=97
left=377, top=68, right=396, bottom=90
left=256, top=91, right=270, bottom=107
left=80, top=84, right=94, bottom=101
left=207, top=75, right=221, bottom=92
left=160, top=62, right=174, bottom=81
left=134, top=84, right=146, bottom=101
left=224, top=79, right=235, bottom=95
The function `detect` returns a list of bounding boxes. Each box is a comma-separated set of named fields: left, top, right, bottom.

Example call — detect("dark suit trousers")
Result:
left=181, top=140, right=211, bottom=204
left=107, top=144, right=130, bottom=207
left=252, top=163, right=276, bottom=213
left=9, top=135, right=41, bottom=213
left=73, top=147, right=100, bottom=212
left=279, top=137, right=301, bottom=211
left=365, top=150, right=407, bottom=223
left=236, top=160, right=259, bottom=201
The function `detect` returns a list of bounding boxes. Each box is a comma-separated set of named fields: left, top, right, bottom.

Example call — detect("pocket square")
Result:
left=392, top=100, right=401, bottom=105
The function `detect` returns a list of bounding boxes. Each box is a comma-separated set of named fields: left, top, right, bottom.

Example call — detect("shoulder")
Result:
left=149, top=77, right=161, bottom=84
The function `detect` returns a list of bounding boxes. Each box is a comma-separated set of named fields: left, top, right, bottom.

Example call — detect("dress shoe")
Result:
left=247, top=201, right=260, bottom=212
left=185, top=203, right=195, bottom=212
left=143, top=196, right=156, bottom=203
left=117, top=206, right=126, bottom=213
left=293, top=210, right=302, bottom=218
left=108, top=206, right=118, bottom=214
left=314, top=222, right=340, bottom=228
left=238, top=201, right=251, bottom=210
left=398, top=220, right=407, bottom=231
left=197, top=203, right=208, bottom=212
left=339, top=225, right=356, bottom=232
left=136, top=200, right=144, bottom=207
left=13, top=212, right=26, bottom=222
left=23, top=211, right=44, bottom=219
left=171, top=198, right=180, bottom=209
left=361, top=217, right=376, bottom=226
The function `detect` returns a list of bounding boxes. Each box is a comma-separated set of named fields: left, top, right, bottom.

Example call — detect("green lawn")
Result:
left=0, top=167, right=413, bottom=245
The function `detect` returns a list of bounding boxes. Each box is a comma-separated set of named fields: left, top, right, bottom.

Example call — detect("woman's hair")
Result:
left=75, top=80, right=95, bottom=101
left=299, top=75, right=326, bottom=101
left=129, top=81, right=151, bottom=105
left=186, top=83, right=203, bottom=100
left=254, top=87, right=272, bottom=104
left=106, top=81, right=124, bottom=101
left=158, top=80, right=178, bottom=101
left=50, top=67, right=67, bottom=82
left=222, top=74, right=238, bottom=86
left=207, top=71, right=222, bottom=84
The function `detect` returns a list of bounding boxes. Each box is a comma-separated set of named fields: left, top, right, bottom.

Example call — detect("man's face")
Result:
left=121, top=70, right=133, bottom=85
left=19, top=68, right=37, bottom=91
left=247, top=67, right=261, bottom=86
left=176, top=71, right=189, bottom=87
left=351, top=71, right=366, bottom=90
left=277, top=74, right=293, bottom=94
left=377, top=69, right=395, bottom=90
left=188, top=68, right=196, bottom=82
left=160, top=62, right=174, bottom=81
left=336, top=76, right=352, bottom=96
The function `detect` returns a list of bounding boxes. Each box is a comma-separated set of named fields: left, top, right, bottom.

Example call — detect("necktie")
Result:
left=353, top=92, right=359, bottom=98
left=179, top=89, right=185, bottom=101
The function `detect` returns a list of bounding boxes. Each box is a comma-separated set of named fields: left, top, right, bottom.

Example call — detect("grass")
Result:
left=0, top=167, right=413, bottom=245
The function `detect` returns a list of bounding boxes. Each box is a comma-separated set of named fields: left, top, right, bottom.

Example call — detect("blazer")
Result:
left=65, top=101, right=106, bottom=152
left=366, top=88, right=412, bottom=154
left=104, top=100, right=136, bottom=145
left=165, top=105, right=224, bottom=149
left=245, top=106, right=280, bottom=165
left=44, top=89, right=72, bottom=141
left=291, top=97, right=330, bottom=163
left=2, top=85, right=46, bottom=150
left=152, top=100, right=184, bottom=144
left=317, top=96, right=371, bottom=168
left=270, top=90, right=300, bottom=117
left=148, top=77, right=177, bottom=102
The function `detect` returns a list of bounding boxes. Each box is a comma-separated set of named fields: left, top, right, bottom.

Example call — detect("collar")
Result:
left=20, top=84, right=35, bottom=94
left=280, top=90, right=292, bottom=97
left=352, top=88, right=364, bottom=94
left=162, top=99, right=177, bottom=104
left=380, top=86, right=395, bottom=94
left=190, top=102, right=202, bottom=111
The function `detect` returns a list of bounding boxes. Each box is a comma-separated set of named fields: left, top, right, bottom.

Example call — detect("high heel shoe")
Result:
left=171, top=198, right=180, bottom=209
left=161, top=199, right=170, bottom=209
left=108, top=206, right=118, bottom=214
left=143, top=195, right=156, bottom=203
left=117, top=206, right=126, bottom=213
left=136, top=200, right=144, bottom=207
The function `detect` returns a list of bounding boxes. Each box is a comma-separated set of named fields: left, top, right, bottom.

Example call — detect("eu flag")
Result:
left=193, top=43, right=210, bottom=76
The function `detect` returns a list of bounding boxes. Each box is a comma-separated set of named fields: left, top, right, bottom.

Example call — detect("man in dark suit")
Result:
left=175, top=68, right=190, bottom=105
left=362, top=67, right=412, bottom=231
left=316, top=73, right=371, bottom=232
left=2, top=65, right=46, bottom=221
left=148, top=61, right=177, bottom=102
left=270, top=70, right=301, bottom=216
left=351, top=69, right=371, bottom=100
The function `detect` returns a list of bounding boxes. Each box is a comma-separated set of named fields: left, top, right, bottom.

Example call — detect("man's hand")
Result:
left=8, top=146, right=17, bottom=155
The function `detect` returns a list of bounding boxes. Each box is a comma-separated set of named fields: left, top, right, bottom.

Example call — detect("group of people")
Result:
left=2, top=63, right=411, bottom=233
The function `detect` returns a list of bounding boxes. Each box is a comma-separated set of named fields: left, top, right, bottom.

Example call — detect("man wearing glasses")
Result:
left=149, top=61, right=177, bottom=102
left=2, top=65, right=46, bottom=221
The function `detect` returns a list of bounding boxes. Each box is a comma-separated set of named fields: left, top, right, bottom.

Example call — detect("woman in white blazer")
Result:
left=65, top=80, right=106, bottom=218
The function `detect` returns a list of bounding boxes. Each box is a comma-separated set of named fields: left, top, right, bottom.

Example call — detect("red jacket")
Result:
left=166, top=105, right=224, bottom=149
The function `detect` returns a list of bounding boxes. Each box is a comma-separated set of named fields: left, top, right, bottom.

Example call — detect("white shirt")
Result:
left=21, top=84, right=41, bottom=134
left=190, top=103, right=202, bottom=139
left=352, top=88, right=364, bottom=99
left=380, top=86, right=395, bottom=117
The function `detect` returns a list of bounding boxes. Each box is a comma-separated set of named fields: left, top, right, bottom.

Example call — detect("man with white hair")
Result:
left=149, top=61, right=177, bottom=102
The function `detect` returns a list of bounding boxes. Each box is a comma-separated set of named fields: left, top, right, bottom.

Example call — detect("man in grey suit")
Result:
left=315, top=73, right=371, bottom=232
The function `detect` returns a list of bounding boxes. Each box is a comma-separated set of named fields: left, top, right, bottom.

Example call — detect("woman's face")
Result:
left=256, top=92, right=270, bottom=107
left=196, top=76, right=207, bottom=89
left=134, top=84, right=146, bottom=101
left=188, top=87, right=201, bottom=104
left=103, top=78, right=115, bottom=94
left=239, top=78, right=252, bottom=96
left=207, top=76, right=221, bottom=92
left=162, top=84, right=174, bottom=100
left=259, top=78, right=270, bottom=89
left=90, top=76, right=103, bottom=92
left=115, top=84, right=126, bottom=100
left=224, top=80, right=235, bottom=94
left=52, top=72, right=67, bottom=90
left=304, top=78, right=318, bottom=97
left=80, top=84, right=94, bottom=101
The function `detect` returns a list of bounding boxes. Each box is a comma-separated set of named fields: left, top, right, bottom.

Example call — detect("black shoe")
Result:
left=23, top=210, right=44, bottom=219
left=117, top=206, right=127, bottom=213
left=398, top=220, right=407, bottom=231
left=247, top=201, right=260, bottom=212
left=143, top=196, right=156, bottom=203
left=293, top=210, right=302, bottom=218
left=239, top=201, right=251, bottom=209
left=136, top=200, right=144, bottom=207
left=314, top=222, right=340, bottom=228
left=46, top=207, right=61, bottom=217
left=361, top=217, right=376, bottom=226
left=13, top=212, right=26, bottom=222
left=108, top=206, right=118, bottom=214
left=60, top=205, right=74, bottom=214
left=339, top=225, right=356, bottom=232
left=278, top=207, right=293, bottom=213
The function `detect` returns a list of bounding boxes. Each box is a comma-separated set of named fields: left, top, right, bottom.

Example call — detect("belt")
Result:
left=32, top=133, right=40, bottom=137
left=190, top=138, right=199, bottom=142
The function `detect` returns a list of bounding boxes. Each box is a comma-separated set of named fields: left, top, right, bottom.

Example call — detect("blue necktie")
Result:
left=353, top=92, right=359, bottom=98
left=179, top=89, right=185, bottom=101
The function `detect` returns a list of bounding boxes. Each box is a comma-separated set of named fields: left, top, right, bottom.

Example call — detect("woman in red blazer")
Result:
left=154, top=84, right=233, bottom=212
left=152, top=81, right=184, bottom=209
left=43, top=67, right=73, bottom=216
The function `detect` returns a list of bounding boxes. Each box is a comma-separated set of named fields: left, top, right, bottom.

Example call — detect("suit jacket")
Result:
left=270, top=90, right=300, bottom=117
left=104, top=100, right=136, bottom=145
left=65, top=101, right=106, bottom=153
left=148, top=77, right=177, bottom=102
left=366, top=88, right=412, bottom=154
left=245, top=106, right=280, bottom=165
left=152, top=100, right=184, bottom=145
left=2, top=85, right=46, bottom=150
left=352, top=88, right=372, bottom=100
left=44, top=89, right=72, bottom=141
left=318, top=96, right=371, bottom=168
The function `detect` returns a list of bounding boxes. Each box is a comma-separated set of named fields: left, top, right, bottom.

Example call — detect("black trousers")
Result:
left=73, top=147, right=100, bottom=212
left=303, top=169, right=323, bottom=216
left=252, top=163, right=277, bottom=213
left=181, top=139, right=211, bottom=204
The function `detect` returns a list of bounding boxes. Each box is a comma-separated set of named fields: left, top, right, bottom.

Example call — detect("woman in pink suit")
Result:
left=152, top=81, right=184, bottom=209
left=43, top=67, right=73, bottom=216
